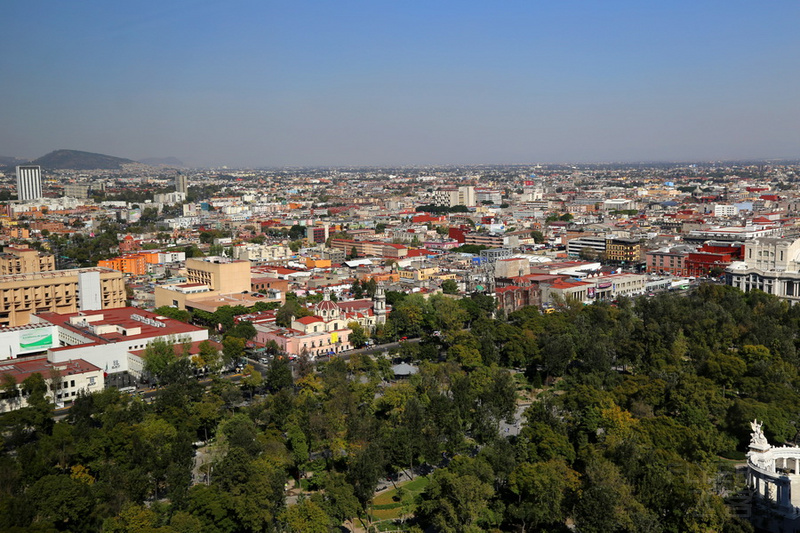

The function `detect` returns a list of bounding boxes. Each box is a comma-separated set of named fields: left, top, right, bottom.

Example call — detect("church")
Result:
left=254, top=284, right=388, bottom=358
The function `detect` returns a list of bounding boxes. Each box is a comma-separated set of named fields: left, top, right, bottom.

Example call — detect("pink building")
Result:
left=255, top=315, right=351, bottom=358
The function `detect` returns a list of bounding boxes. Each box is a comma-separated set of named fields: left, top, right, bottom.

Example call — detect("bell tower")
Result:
left=374, top=282, right=387, bottom=325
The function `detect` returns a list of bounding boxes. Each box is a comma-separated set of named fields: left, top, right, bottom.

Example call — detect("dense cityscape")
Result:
left=0, top=152, right=799, bottom=531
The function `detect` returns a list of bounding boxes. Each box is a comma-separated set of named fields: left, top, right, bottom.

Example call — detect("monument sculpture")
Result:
left=746, top=420, right=800, bottom=516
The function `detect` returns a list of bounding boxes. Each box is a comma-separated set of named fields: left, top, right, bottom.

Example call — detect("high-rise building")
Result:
left=175, top=173, right=188, bottom=195
left=15, top=165, right=43, bottom=202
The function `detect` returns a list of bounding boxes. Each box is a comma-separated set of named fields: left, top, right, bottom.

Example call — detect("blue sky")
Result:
left=1, top=1, right=798, bottom=166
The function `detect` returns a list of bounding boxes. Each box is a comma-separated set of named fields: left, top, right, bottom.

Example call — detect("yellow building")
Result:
left=0, top=267, right=125, bottom=327
left=605, top=238, right=643, bottom=264
left=0, top=247, right=55, bottom=275
left=398, top=265, right=440, bottom=281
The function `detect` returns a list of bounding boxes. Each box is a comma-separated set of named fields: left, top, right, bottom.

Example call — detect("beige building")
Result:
left=155, top=256, right=285, bottom=311
left=0, top=267, right=126, bottom=327
left=232, top=244, right=292, bottom=262
left=0, top=247, right=55, bottom=275
left=185, top=257, right=251, bottom=293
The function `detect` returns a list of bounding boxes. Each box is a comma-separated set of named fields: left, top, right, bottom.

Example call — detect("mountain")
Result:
left=138, top=156, right=184, bottom=167
left=0, top=156, right=27, bottom=167
left=31, top=149, right=136, bottom=170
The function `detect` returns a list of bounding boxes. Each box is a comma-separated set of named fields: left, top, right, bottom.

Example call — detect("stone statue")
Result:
left=750, top=419, right=770, bottom=449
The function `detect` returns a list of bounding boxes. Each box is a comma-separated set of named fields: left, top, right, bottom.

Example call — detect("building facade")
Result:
left=0, top=268, right=126, bottom=327
left=0, top=247, right=55, bottom=275
left=0, top=357, right=103, bottom=413
left=726, top=238, right=800, bottom=303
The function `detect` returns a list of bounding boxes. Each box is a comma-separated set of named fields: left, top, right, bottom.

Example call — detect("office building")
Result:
left=15, top=165, right=43, bottom=202
left=432, top=186, right=476, bottom=208
left=0, top=267, right=126, bottom=327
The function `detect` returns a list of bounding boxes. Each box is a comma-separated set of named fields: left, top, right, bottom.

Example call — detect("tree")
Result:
left=154, top=306, right=192, bottom=323
left=348, top=246, right=359, bottom=260
left=266, top=357, right=294, bottom=391
left=508, top=459, right=579, bottom=532
left=288, top=224, right=305, bottom=240
left=142, top=338, right=179, bottom=385
left=351, top=279, right=364, bottom=299
left=222, top=336, right=246, bottom=367
left=276, top=300, right=313, bottom=327
left=227, top=321, right=257, bottom=340
left=240, top=364, right=263, bottom=400
left=348, top=321, right=368, bottom=349
left=530, top=230, right=545, bottom=244
left=417, top=458, right=495, bottom=533
left=193, top=340, right=222, bottom=372
left=282, top=498, right=331, bottom=533
left=442, top=279, right=459, bottom=295
left=27, top=474, right=96, bottom=531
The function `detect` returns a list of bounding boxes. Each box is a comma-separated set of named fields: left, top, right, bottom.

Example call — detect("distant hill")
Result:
left=138, top=156, right=184, bottom=167
left=0, top=156, right=27, bottom=167
left=32, top=149, right=136, bottom=170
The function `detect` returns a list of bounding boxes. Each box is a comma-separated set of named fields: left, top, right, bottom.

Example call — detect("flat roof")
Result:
left=36, top=307, right=205, bottom=344
left=0, top=356, right=100, bottom=383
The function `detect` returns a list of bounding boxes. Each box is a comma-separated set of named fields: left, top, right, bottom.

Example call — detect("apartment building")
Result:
left=0, top=247, right=55, bottom=275
left=98, top=254, right=148, bottom=276
left=0, top=268, right=126, bottom=327
left=330, top=239, right=408, bottom=259
left=605, top=238, right=643, bottom=264
left=646, top=246, right=693, bottom=276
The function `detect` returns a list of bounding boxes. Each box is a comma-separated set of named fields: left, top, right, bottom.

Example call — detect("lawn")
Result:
left=368, top=475, right=430, bottom=524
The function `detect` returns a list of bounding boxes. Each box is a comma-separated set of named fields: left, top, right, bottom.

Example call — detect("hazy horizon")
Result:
left=2, top=1, right=799, bottom=167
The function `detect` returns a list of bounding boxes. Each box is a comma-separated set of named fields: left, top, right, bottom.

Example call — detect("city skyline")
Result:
left=2, top=0, right=799, bottom=167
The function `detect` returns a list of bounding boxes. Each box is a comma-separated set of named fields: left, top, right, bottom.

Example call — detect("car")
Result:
left=259, top=357, right=270, bottom=365
left=399, top=336, right=408, bottom=341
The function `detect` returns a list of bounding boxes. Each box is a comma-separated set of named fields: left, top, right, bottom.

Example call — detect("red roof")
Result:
left=295, top=316, right=323, bottom=325
left=36, top=308, right=206, bottom=344
left=0, top=357, right=100, bottom=383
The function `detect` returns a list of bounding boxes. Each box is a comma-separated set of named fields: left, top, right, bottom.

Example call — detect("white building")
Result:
left=0, top=357, right=103, bottom=413
left=714, top=204, right=738, bottom=217
left=432, top=186, right=476, bottom=208
left=15, top=165, right=43, bottom=202
left=32, top=307, right=209, bottom=377
left=0, top=324, right=60, bottom=361
left=233, top=244, right=293, bottom=262
left=726, top=238, right=800, bottom=303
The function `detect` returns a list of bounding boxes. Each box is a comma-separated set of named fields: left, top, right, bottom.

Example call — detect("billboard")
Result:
left=20, top=329, right=55, bottom=352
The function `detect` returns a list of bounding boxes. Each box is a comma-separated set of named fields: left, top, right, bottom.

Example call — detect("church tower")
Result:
left=374, top=282, right=387, bottom=325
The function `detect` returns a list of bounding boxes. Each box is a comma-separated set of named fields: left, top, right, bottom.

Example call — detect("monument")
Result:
left=746, top=420, right=800, bottom=516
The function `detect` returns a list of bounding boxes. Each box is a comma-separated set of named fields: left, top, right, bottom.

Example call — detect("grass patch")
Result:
left=369, top=476, right=430, bottom=521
